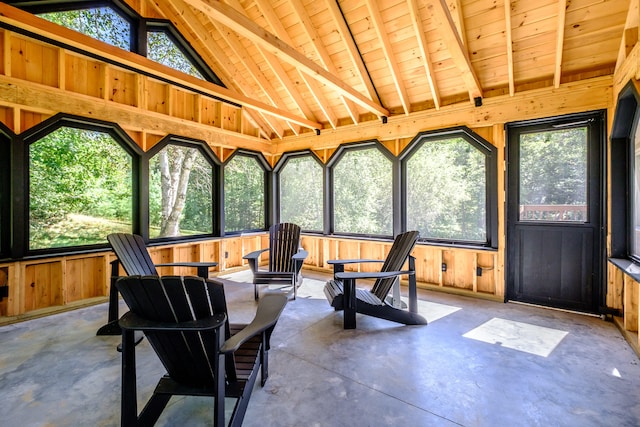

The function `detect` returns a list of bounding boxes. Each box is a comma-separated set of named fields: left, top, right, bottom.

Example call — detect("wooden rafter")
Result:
left=504, top=0, right=515, bottom=96
left=447, top=0, right=468, bottom=47
left=153, top=0, right=276, bottom=138
left=407, top=0, right=441, bottom=109
left=554, top=0, right=567, bottom=88
left=287, top=0, right=360, bottom=125
left=615, top=0, right=638, bottom=73
left=0, top=2, right=322, bottom=131
left=364, top=0, right=411, bottom=115
left=425, top=0, right=482, bottom=101
left=324, top=0, right=380, bottom=107
left=252, top=0, right=339, bottom=128
left=185, top=0, right=389, bottom=118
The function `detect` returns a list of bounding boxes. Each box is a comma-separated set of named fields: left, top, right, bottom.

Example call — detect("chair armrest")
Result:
left=220, top=294, right=287, bottom=354
left=155, top=262, right=218, bottom=278
left=292, top=250, right=308, bottom=261
left=119, top=311, right=227, bottom=332
left=243, top=248, right=270, bottom=260
left=334, top=270, right=415, bottom=280
left=327, top=259, right=383, bottom=265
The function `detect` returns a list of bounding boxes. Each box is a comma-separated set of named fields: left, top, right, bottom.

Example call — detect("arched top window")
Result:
left=148, top=136, right=219, bottom=240
left=15, top=1, right=223, bottom=85
left=275, top=151, right=324, bottom=232
left=401, top=127, right=497, bottom=248
left=34, top=2, right=134, bottom=50
left=328, top=142, right=394, bottom=237
left=224, top=151, right=269, bottom=234
left=24, top=116, right=140, bottom=252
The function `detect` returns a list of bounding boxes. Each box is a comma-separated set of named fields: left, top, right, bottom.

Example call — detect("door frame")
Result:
left=505, top=110, right=607, bottom=313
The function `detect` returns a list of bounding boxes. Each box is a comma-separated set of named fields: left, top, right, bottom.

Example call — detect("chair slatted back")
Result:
left=116, top=275, right=229, bottom=387
left=370, top=231, right=419, bottom=300
left=107, top=233, right=157, bottom=276
left=268, top=223, right=301, bottom=273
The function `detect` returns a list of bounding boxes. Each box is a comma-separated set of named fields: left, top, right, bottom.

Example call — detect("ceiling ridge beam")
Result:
left=186, top=0, right=389, bottom=118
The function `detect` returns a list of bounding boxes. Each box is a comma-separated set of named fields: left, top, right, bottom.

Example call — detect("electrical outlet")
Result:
left=224, top=251, right=229, bottom=258
left=476, top=267, right=483, bottom=276
left=441, top=263, right=447, bottom=272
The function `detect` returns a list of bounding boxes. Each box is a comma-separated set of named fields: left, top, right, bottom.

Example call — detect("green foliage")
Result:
left=224, top=155, right=265, bottom=232
left=333, top=148, right=393, bottom=235
left=519, top=128, right=587, bottom=205
left=280, top=156, right=323, bottom=230
left=407, top=137, right=486, bottom=241
left=29, top=127, right=132, bottom=249
left=38, top=7, right=131, bottom=50
left=149, top=145, right=213, bottom=238
left=147, top=31, right=204, bottom=79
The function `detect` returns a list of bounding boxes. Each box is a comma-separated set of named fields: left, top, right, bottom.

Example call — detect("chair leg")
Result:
left=121, top=329, right=138, bottom=427
left=254, top=283, right=259, bottom=300
left=343, top=278, right=356, bottom=329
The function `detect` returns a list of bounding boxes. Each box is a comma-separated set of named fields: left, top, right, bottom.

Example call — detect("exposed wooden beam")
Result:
left=615, top=0, right=639, bottom=73
left=504, top=0, right=515, bottom=96
left=554, top=0, right=567, bottom=88
left=252, top=0, right=339, bottom=128
left=364, top=0, right=411, bottom=115
left=0, top=2, right=322, bottom=131
left=425, top=0, right=482, bottom=101
left=324, top=0, right=380, bottom=106
left=407, top=0, right=441, bottom=109
left=447, top=0, right=468, bottom=47
left=150, top=0, right=274, bottom=138
left=286, top=0, right=360, bottom=125
left=222, top=0, right=317, bottom=134
left=0, top=75, right=272, bottom=151
left=185, top=0, right=389, bottom=118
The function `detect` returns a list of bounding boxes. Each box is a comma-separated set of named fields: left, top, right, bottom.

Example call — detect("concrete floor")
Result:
left=2, top=270, right=640, bottom=426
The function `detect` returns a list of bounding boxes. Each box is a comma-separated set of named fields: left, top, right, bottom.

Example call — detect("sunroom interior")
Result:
left=2, top=0, right=640, bottom=424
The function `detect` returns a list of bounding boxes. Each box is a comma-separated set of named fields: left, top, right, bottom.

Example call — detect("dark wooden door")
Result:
left=506, top=112, right=605, bottom=313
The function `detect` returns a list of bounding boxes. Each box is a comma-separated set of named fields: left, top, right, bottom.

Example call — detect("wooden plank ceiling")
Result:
left=129, top=0, right=628, bottom=140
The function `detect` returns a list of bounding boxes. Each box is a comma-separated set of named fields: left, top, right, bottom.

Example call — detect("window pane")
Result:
left=519, top=128, right=588, bottom=222
left=29, top=127, right=132, bottom=249
left=280, top=156, right=323, bottom=231
left=149, top=145, right=213, bottom=238
left=38, top=7, right=131, bottom=50
left=407, top=137, right=486, bottom=241
left=333, top=148, right=392, bottom=235
left=224, top=155, right=264, bottom=232
left=147, top=31, right=204, bottom=79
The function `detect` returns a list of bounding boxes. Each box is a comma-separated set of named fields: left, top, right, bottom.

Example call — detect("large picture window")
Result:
left=148, top=141, right=215, bottom=239
left=402, top=128, right=497, bottom=247
left=330, top=144, right=393, bottom=236
left=224, top=153, right=267, bottom=233
left=276, top=153, right=323, bottom=232
left=29, top=124, right=134, bottom=250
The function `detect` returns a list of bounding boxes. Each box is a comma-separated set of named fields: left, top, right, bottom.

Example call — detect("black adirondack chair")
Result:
left=116, top=275, right=287, bottom=426
left=97, top=233, right=218, bottom=336
left=243, top=223, right=308, bottom=300
left=323, top=230, right=428, bottom=329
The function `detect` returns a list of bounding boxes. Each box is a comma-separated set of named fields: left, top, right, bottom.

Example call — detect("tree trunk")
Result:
left=160, top=147, right=197, bottom=237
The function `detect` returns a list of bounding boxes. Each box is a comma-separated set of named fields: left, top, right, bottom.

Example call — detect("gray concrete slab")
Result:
left=1, top=270, right=640, bottom=426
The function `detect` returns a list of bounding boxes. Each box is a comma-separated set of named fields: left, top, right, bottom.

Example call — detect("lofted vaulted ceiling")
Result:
left=8, top=0, right=633, bottom=143
left=126, top=0, right=632, bottom=141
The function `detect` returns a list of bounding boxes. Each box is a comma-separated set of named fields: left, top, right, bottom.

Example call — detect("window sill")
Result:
left=609, top=258, right=640, bottom=283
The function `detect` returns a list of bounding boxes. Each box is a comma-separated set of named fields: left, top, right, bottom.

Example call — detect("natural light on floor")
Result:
left=462, top=317, right=569, bottom=357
